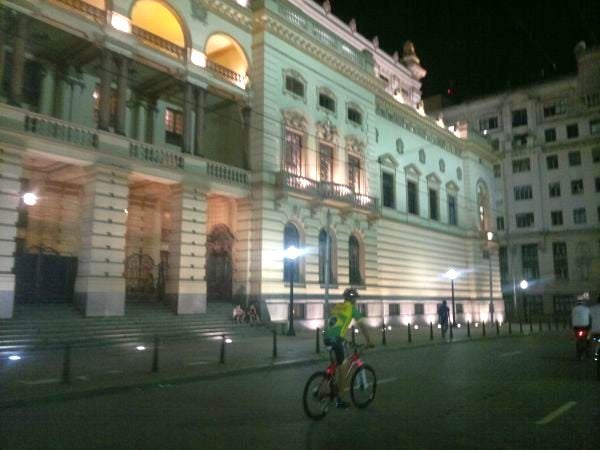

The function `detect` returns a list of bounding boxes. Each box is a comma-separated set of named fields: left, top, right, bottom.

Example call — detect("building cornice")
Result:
left=201, top=0, right=253, bottom=31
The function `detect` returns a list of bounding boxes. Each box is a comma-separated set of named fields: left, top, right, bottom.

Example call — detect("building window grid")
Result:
left=318, top=92, right=336, bottom=113
left=284, top=130, right=303, bottom=176
left=165, top=108, right=184, bottom=146
left=285, top=75, right=305, bottom=98
left=512, top=158, right=531, bottom=173
left=448, top=195, right=458, bottom=226
left=479, top=116, right=498, bottom=131
left=546, top=155, right=559, bottom=170
left=514, top=185, right=533, bottom=201
left=521, top=244, right=539, bottom=280
left=318, top=143, right=334, bottom=182
left=571, top=179, right=584, bottom=195
left=407, top=180, right=419, bottom=215
left=389, top=304, right=400, bottom=316
left=496, top=216, right=505, bottom=230
left=493, top=164, right=501, bottom=178
left=381, top=171, right=395, bottom=209
left=347, top=106, right=363, bottom=126
left=551, top=210, right=563, bottom=226
left=544, top=128, right=556, bottom=143
left=573, top=208, right=586, bottom=224
left=549, top=182, right=561, bottom=198
left=566, top=123, right=579, bottom=139
left=543, top=100, right=566, bottom=118
left=348, top=155, right=362, bottom=193
left=414, top=303, right=425, bottom=315
left=516, top=213, right=535, bottom=228
left=512, top=108, right=528, bottom=127
left=553, top=242, right=569, bottom=281
left=429, top=188, right=439, bottom=221
left=590, top=119, right=600, bottom=135
left=594, top=148, right=600, bottom=163
left=568, top=151, right=581, bottom=166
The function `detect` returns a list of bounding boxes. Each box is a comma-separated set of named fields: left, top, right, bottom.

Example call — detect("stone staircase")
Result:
left=0, top=302, right=271, bottom=351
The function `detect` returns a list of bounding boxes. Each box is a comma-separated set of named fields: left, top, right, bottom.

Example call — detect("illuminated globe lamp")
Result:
left=22, top=192, right=38, bottom=206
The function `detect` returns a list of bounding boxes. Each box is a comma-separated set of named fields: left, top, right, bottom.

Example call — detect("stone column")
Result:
left=240, top=104, right=252, bottom=169
left=9, top=15, right=28, bottom=106
left=194, top=87, right=207, bottom=157
left=98, top=49, right=113, bottom=131
left=39, top=67, right=56, bottom=116
left=182, top=83, right=193, bottom=154
left=0, top=12, right=6, bottom=92
left=166, top=185, right=207, bottom=314
left=144, top=98, right=157, bottom=144
left=75, top=168, right=129, bottom=317
left=0, top=148, right=22, bottom=318
left=115, top=56, right=129, bottom=135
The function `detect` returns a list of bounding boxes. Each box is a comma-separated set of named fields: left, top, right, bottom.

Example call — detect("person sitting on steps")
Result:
left=233, top=304, right=246, bottom=324
left=247, top=303, right=261, bottom=326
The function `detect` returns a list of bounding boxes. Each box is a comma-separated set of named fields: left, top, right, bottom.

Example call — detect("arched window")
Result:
left=131, top=1, right=186, bottom=57
left=206, top=34, right=249, bottom=76
left=349, top=234, right=363, bottom=285
left=283, top=223, right=300, bottom=283
left=319, top=229, right=336, bottom=285
left=477, top=181, right=490, bottom=230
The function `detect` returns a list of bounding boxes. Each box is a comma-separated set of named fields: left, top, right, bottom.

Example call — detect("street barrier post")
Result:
left=539, top=319, right=542, bottom=333
left=449, top=323, right=454, bottom=340
left=508, top=321, right=512, bottom=335
left=219, top=334, right=226, bottom=364
left=496, top=320, right=500, bottom=336
left=529, top=320, right=533, bottom=334
left=273, top=330, right=278, bottom=359
left=408, top=324, right=412, bottom=343
left=61, top=343, right=71, bottom=384
left=152, top=335, right=159, bottom=373
left=519, top=319, right=523, bottom=334
left=482, top=321, right=486, bottom=337
left=430, top=322, right=434, bottom=341
left=316, top=328, right=320, bottom=354
left=467, top=321, right=471, bottom=338
left=382, top=325, right=387, bottom=346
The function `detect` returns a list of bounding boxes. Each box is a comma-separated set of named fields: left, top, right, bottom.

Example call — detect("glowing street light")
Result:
left=22, top=192, right=38, bottom=206
left=445, top=269, right=459, bottom=327
left=284, top=245, right=301, bottom=337
left=519, top=279, right=528, bottom=321
left=520, top=280, right=529, bottom=290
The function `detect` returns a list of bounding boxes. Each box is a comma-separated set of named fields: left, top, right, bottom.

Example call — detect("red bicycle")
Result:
left=302, top=343, right=377, bottom=420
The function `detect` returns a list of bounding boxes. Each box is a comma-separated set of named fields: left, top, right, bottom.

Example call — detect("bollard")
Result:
left=382, top=326, right=387, bottom=346
left=408, top=324, right=412, bottom=343
left=430, top=322, right=434, bottom=341
left=562, top=315, right=567, bottom=329
left=519, top=320, right=523, bottom=334
left=529, top=320, right=533, bottom=334
left=351, top=326, right=356, bottom=346
left=61, top=343, right=71, bottom=385
left=547, top=317, right=551, bottom=331
left=482, top=321, right=486, bottom=337
left=316, top=328, right=320, bottom=354
left=219, top=334, right=226, bottom=364
left=281, top=323, right=285, bottom=336
left=467, top=321, right=471, bottom=338
left=152, top=335, right=159, bottom=373
left=508, top=321, right=512, bottom=335
left=538, top=319, right=542, bottom=333
left=496, top=320, right=500, bottom=336
left=273, top=329, right=278, bottom=358
left=554, top=317, right=559, bottom=331
left=449, top=323, right=454, bottom=340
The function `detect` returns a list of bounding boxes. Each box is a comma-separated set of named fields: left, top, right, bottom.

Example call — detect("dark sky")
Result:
left=326, top=0, right=600, bottom=101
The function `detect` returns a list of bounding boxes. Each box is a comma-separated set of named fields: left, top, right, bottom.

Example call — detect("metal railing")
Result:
left=206, top=161, right=249, bottom=185
left=24, top=114, right=98, bottom=148
left=132, top=25, right=185, bottom=61
left=52, top=0, right=106, bottom=24
left=129, top=142, right=185, bottom=170
left=206, top=60, right=246, bottom=86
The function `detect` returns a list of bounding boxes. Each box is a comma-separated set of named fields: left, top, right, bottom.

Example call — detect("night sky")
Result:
left=325, top=0, right=600, bottom=101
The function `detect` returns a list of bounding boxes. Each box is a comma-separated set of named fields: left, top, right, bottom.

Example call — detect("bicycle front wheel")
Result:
left=350, top=364, right=377, bottom=409
left=303, top=371, right=334, bottom=420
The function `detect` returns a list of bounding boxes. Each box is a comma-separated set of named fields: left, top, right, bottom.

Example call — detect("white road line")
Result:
left=187, top=360, right=211, bottom=366
left=106, top=369, right=123, bottom=374
left=378, top=377, right=398, bottom=385
left=17, top=378, right=60, bottom=385
left=74, top=376, right=89, bottom=381
left=535, top=401, right=577, bottom=425
left=499, top=351, right=523, bottom=358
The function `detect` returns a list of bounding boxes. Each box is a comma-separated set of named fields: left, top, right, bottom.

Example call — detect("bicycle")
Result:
left=302, top=342, right=377, bottom=420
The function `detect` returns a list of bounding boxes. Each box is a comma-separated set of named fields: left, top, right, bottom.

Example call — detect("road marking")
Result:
left=74, top=376, right=89, bottom=381
left=535, top=401, right=577, bottom=425
left=378, top=377, right=398, bottom=385
left=499, top=351, right=523, bottom=358
left=106, top=369, right=123, bottom=375
left=187, top=360, right=211, bottom=366
left=17, top=378, right=59, bottom=385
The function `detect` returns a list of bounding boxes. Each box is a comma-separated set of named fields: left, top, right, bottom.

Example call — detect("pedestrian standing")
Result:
left=438, top=300, right=450, bottom=339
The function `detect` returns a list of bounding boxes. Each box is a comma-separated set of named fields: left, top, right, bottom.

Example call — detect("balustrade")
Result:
left=132, top=25, right=185, bottom=60
left=24, top=115, right=98, bottom=148
left=206, top=60, right=246, bottom=86
left=52, top=0, right=106, bottom=23
left=129, top=142, right=184, bottom=170
left=206, top=161, right=249, bottom=185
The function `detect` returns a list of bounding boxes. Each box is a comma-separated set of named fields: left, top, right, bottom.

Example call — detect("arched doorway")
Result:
left=206, top=224, right=235, bottom=302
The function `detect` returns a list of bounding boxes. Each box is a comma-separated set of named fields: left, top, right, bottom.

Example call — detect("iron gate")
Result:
left=124, top=250, right=167, bottom=302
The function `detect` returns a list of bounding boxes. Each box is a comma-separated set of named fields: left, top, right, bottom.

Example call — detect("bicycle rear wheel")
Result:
left=303, top=371, right=334, bottom=420
left=350, top=364, right=377, bottom=409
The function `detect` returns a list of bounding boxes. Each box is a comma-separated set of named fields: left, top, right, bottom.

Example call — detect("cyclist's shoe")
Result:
left=336, top=399, right=350, bottom=409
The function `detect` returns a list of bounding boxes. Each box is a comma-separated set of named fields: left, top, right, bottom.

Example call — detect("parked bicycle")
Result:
left=302, top=343, right=376, bottom=420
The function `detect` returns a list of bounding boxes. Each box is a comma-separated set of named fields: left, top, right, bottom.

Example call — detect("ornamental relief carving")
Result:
left=282, top=109, right=308, bottom=132
left=345, top=135, right=366, bottom=155
left=316, top=120, right=338, bottom=143
left=190, top=0, right=208, bottom=23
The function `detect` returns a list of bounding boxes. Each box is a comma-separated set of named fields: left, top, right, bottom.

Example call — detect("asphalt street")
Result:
left=1, top=335, right=597, bottom=450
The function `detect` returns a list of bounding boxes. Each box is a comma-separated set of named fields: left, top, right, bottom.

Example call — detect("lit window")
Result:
left=165, top=108, right=183, bottom=146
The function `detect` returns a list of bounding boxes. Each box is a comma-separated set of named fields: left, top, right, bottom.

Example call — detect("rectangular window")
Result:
left=549, top=182, right=561, bottom=198
left=407, top=180, right=419, bottom=215
left=521, top=244, right=539, bottom=280
left=512, top=108, right=528, bottom=127
left=318, top=143, right=334, bottom=182
left=543, top=100, right=566, bottom=117
left=389, top=304, right=400, bottom=316
left=493, top=164, right=501, bottom=178
left=553, top=295, right=576, bottom=314
left=551, top=210, right=563, bottom=226
left=566, top=123, right=579, bottom=139
left=514, top=185, right=533, bottom=201
left=516, top=213, right=535, bottom=228
left=546, top=155, right=559, bottom=170
left=382, top=171, right=395, bottom=208
left=590, top=119, right=600, bottom=135
left=285, top=75, right=304, bottom=97
left=512, top=134, right=528, bottom=149
left=544, top=128, right=556, bottom=143
left=284, top=130, right=303, bottom=176
left=414, top=303, right=425, bottom=315
left=448, top=195, right=457, bottom=226
left=595, top=177, right=600, bottom=193
left=497, top=216, right=505, bottom=230
left=499, top=246, right=509, bottom=282
left=512, top=158, right=530, bottom=173
left=348, top=155, right=361, bottom=192
left=568, top=151, right=581, bottom=166
left=164, top=108, right=184, bottom=146
left=553, top=242, right=568, bottom=280
left=594, top=148, right=600, bottom=163
left=456, top=303, right=464, bottom=314
left=347, top=107, right=362, bottom=125
left=571, top=179, right=584, bottom=195
left=573, top=208, right=586, bottom=224
left=479, top=116, right=498, bottom=131
left=293, top=303, right=306, bottom=319
left=318, top=93, right=335, bottom=112
left=358, top=303, right=368, bottom=317
left=429, top=189, right=439, bottom=221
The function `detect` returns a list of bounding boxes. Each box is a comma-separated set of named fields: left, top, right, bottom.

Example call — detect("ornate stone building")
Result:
left=0, top=0, right=501, bottom=328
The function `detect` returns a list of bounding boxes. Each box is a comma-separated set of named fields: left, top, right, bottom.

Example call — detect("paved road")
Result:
left=1, top=335, right=597, bottom=450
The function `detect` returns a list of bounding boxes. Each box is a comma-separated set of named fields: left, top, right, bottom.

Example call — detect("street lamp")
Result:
left=445, top=268, right=459, bottom=327
left=284, top=245, right=301, bottom=336
left=486, top=231, right=495, bottom=323
left=22, top=192, right=38, bottom=206
left=519, top=279, right=528, bottom=321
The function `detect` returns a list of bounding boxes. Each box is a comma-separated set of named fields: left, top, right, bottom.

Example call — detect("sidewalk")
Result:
left=0, top=320, right=568, bottom=409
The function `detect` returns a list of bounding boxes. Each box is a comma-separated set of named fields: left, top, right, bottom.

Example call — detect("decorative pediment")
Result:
left=378, top=153, right=399, bottom=168
left=446, top=181, right=460, bottom=193
left=282, top=109, right=308, bottom=132
left=316, top=120, right=338, bottom=143
left=345, top=135, right=366, bottom=155
left=403, top=163, right=422, bottom=177
left=426, top=172, right=442, bottom=185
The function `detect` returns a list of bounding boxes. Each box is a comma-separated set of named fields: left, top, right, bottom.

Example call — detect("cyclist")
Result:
left=323, top=288, right=374, bottom=408
left=572, top=298, right=591, bottom=359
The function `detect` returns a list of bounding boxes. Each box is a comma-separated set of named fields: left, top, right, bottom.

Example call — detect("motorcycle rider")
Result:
left=589, top=295, right=600, bottom=360
left=571, top=297, right=591, bottom=360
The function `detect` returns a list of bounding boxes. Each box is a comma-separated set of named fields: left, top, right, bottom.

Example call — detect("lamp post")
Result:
left=486, top=231, right=495, bottom=324
left=445, top=268, right=459, bottom=327
left=284, top=245, right=301, bottom=337
left=519, top=279, right=528, bottom=322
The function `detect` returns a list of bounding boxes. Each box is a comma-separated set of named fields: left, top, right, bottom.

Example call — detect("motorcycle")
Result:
left=574, top=327, right=590, bottom=361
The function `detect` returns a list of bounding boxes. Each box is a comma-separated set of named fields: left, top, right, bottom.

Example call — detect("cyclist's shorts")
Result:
left=324, top=336, right=345, bottom=364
